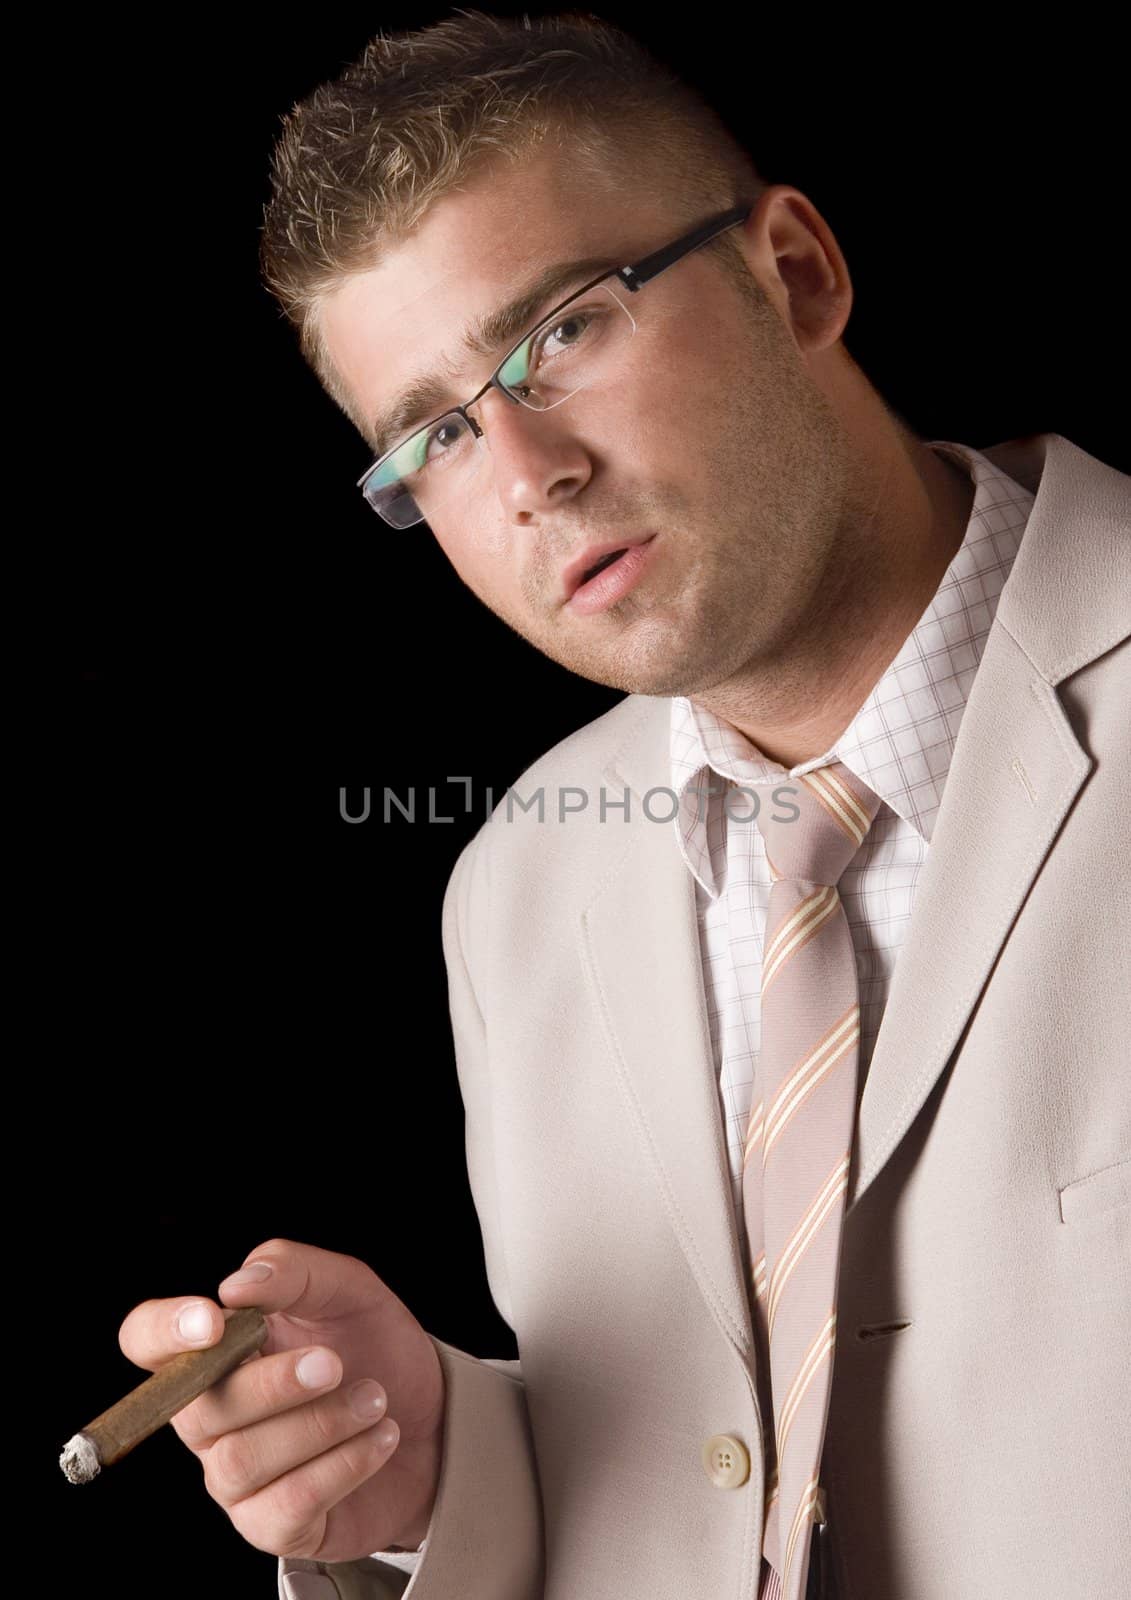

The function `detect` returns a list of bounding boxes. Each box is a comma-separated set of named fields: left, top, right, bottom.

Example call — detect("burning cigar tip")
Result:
left=61, top=1433, right=102, bottom=1485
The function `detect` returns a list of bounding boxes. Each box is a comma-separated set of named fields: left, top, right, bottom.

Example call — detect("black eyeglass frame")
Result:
left=356, top=203, right=755, bottom=522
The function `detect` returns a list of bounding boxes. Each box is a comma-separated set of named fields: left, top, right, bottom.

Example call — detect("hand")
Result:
left=117, top=1239, right=445, bottom=1564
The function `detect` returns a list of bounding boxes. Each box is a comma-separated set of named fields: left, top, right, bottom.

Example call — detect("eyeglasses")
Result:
left=356, top=203, right=753, bottom=529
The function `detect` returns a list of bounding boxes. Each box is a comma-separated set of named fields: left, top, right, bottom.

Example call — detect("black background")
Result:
left=54, top=6, right=1124, bottom=1594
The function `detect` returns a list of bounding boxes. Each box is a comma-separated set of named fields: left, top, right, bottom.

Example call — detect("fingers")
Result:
left=119, top=1295, right=225, bottom=1371
left=118, top=1238, right=388, bottom=1374
left=119, top=1239, right=392, bottom=1377
left=213, top=1239, right=387, bottom=1323
left=199, top=1369, right=399, bottom=1511
left=175, top=1345, right=348, bottom=1452
left=223, top=1413, right=402, bottom=1561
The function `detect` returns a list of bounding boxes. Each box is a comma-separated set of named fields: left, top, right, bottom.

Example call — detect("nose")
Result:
left=471, top=386, right=593, bottom=520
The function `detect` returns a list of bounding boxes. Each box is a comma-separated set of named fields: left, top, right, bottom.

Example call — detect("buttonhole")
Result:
left=856, top=1319, right=912, bottom=1342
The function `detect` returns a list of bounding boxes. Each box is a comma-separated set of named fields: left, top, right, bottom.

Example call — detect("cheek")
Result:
left=433, top=523, right=513, bottom=604
left=605, top=312, right=731, bottom=473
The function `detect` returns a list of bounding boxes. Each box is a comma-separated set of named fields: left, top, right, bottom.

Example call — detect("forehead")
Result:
left=318, top=148, right=672, bottom=441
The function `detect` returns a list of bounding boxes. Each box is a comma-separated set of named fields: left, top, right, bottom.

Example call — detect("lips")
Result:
left=565, top=536, right=658, bottom=616
left=561, top=532, right=656, bottom=602
left=582, top=549, right=627, bottom=582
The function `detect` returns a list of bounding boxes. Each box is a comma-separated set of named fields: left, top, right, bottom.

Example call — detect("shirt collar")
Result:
left=669, top=439, right=1036, bottom=898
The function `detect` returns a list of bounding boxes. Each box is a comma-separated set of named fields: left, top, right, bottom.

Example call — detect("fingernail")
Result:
left=347, top=1380, right=387, bottom=1420
left=219, top=1261, right=273, bottom=1290
left=177, top=1302, right=214, bottom=1344
left=296, top=1349, right=340, bottom=1390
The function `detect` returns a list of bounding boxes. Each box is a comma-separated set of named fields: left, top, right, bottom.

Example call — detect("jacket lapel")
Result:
left=847, top=619, right=1091, bottom=1211
left=579, top=729, right=756, bottom=1358
left=849, top=432, right=1130, bottom=1210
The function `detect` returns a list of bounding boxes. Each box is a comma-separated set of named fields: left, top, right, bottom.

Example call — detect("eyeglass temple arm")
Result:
left=613, top=204, right=753, bottom=293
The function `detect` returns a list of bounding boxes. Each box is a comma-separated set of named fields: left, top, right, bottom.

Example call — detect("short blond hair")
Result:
left=259, top=9, right=769, bottom=445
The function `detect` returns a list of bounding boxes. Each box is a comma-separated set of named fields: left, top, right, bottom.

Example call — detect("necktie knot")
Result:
left=753, top=761, right=882, bottom=885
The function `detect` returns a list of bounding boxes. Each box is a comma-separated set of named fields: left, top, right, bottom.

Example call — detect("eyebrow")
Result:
left=369, top=254, right=617, bottom=458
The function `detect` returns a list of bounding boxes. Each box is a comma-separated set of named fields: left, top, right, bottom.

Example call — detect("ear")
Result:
left=739, top=186, right=853, bottom=354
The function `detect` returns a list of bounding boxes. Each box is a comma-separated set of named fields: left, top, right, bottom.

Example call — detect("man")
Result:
left=119, top=11, right=1130, bottom=1598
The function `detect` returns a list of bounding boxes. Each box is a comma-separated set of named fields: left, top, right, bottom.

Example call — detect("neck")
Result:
left=689, top=434, right=975, bottom=771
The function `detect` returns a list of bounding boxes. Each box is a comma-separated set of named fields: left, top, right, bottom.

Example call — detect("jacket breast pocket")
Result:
left=1058, top=1156, right=1131, bottom=1223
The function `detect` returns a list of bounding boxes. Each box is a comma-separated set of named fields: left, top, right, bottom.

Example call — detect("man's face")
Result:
left=319, top=148, right=866, bottom=697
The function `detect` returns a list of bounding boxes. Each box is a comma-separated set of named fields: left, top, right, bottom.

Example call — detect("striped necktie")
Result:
left=741, top=761, right=883, bottom=1600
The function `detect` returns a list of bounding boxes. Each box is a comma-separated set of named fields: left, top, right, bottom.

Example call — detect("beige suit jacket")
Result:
left=282, top=433, right=1131, bottom=1600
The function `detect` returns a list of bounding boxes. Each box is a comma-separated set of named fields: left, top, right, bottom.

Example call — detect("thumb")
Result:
left=216, top=1239, right=387, bottom=1326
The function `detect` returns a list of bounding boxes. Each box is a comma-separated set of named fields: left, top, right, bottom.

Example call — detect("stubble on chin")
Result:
left=585, top=560, right=745, bottom=698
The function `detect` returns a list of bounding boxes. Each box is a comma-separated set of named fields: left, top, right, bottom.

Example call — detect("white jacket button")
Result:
left=701, top=1433, right=751, bottom=1488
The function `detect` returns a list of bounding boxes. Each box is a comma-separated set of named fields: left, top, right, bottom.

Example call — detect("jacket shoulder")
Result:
left=451, top=692, right=664, bottom=889
left=502, top=692, right=655, bottom=799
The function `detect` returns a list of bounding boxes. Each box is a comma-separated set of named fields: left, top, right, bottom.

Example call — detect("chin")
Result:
left=613, top=636, right=714, bottom=699
left=596, top=660, right=701, bottom=699
left=550, top=613, right=714, bottom=697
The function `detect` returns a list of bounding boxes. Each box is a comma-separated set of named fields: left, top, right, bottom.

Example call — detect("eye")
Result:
left=423, top=415, right=472, bottom=463
left=537, top=310, right=594, bottom=361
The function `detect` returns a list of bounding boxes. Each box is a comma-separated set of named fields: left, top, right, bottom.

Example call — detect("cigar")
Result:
left=60, top=1306, right=268, bottom=1484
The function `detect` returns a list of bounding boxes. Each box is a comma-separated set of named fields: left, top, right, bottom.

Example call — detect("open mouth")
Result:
left=580, top=549, right=628, bottom=585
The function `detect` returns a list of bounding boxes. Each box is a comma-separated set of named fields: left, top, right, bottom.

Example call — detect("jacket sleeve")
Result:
left=278, top=831, right=544, bottom=1600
